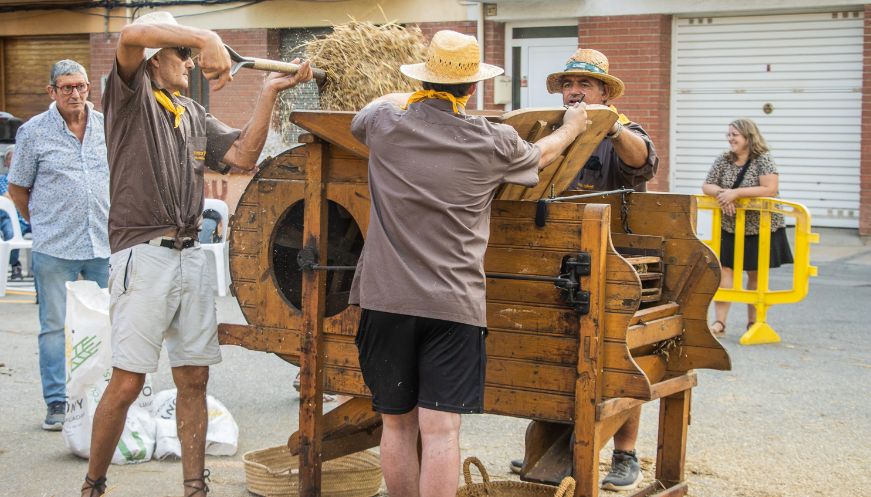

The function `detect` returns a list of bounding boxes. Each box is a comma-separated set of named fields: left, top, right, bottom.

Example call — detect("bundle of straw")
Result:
left=304, top=20, right=427, bottom=111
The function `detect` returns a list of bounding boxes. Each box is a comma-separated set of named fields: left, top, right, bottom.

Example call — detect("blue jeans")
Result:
left=32, top=252, right=109, bottom=405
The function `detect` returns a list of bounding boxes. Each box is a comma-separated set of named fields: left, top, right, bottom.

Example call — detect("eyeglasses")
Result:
left=52, top=83, right=89, bottom=95
left=726, top=132, right=743, bottom=139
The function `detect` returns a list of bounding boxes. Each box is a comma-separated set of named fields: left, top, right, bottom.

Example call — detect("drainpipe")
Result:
left=476, top=1, right=484, bottom=110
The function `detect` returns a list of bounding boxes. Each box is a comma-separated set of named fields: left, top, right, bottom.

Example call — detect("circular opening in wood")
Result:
left=271, top=200, right=364, bottom=317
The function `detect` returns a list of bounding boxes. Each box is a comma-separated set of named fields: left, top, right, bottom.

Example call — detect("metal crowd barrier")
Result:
left=694, top=195, right=819, bottom=345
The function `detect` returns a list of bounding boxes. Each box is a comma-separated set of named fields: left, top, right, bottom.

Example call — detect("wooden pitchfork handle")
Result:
left=224, top=44, right=326, bottom=83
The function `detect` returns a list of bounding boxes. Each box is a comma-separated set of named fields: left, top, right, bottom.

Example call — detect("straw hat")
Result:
left=546, top=48, right=625, bottom=100
left=133, top=11, right=180, bottom=60
left=400, top=30, right=503, bottom=84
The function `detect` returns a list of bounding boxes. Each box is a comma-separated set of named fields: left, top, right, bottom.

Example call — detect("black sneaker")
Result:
left=601, top=449, right=642, bottom=491
left=42, top=401, right=65, bottom=431
left=10, top=263, right=22, bottom=281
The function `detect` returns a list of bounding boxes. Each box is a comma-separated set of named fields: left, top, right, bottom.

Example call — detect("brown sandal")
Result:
left=184, top=469, right=210, bottom=496
left=81, top=475, right=107, bottom=497
left=746, top=321, right=756, bottom=330
left=710, top=320, right=726, bottom=337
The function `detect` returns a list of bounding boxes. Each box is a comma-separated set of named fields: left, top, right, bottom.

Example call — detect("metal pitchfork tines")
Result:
left=224, top=44, right=327, bottom=84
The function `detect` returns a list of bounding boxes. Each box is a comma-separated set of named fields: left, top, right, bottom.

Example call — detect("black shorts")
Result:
left=355, top=308, right=487, bottom=415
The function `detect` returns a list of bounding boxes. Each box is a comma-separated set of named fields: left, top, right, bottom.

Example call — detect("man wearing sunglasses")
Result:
left=80, top=11, right=313, bottom=497
left=7, top=59, right=110, bottom=434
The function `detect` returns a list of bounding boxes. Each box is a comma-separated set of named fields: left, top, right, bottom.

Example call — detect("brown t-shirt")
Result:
left=104, top=59, right=240, bottom=252
left=348, top=99, right=541, bottom=327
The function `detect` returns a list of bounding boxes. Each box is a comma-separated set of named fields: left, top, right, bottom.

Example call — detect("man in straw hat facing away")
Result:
left=349, top=30, right=588, bottom=497
left=79, top=11, right=312, bottom=497
left=509, top=48, right=659, bottom=492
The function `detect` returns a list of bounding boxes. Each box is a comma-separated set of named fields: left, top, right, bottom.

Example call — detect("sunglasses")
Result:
left=174, top=47, right=194, bottom=60
left=52, top=83, right=89, bottom=95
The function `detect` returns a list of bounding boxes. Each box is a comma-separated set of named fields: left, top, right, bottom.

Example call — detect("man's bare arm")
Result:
left=7, top=183, right=30, bottom=222
left=116, top=23, right=231, bottom=89
left=610, top=124, right=649, bottom=168
left=221, top=62, right=313, bottom=170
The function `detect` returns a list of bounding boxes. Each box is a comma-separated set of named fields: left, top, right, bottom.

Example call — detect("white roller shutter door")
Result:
left=671, top=11, right=863, bottom=228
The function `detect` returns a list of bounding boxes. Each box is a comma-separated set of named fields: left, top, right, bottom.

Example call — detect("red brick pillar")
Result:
left=861, top=5, right=871, bottom=235
left=89, top=33, right=120, bottom=112
left=578, top=15, right=672, bottom=191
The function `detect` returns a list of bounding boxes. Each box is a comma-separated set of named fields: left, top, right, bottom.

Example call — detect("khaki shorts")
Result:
left=108, top=242, right=220, bottom=373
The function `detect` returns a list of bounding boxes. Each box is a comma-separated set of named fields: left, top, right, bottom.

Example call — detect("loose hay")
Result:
left=305, top=20, right=427, bottom=111
left=277, top=19, right=428, bottom=146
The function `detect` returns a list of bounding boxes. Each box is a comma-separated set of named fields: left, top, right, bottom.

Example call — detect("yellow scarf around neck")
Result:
left=153, top=89, right=186, bottom=128
left=403, top=90, right=470, bottom=114
left=608, top=105, right=631, bottom=125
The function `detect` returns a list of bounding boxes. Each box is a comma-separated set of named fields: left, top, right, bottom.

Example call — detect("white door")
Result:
left=671, top=11, right=863, bottom=228
left=506, top=24, right=578, bottom=110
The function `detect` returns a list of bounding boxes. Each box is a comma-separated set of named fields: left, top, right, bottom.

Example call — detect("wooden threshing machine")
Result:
left=218, top=107, right=730, bottom=497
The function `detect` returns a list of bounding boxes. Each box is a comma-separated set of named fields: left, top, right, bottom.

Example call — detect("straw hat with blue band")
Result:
left=546, top=48, right=625, bottom=100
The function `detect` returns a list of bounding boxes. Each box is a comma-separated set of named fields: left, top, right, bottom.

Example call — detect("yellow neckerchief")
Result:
left=609, top=105, right=631, bottom=125
left=402, top=90, right=470, bottom=114
left=153, top=89, right=186, bottom=128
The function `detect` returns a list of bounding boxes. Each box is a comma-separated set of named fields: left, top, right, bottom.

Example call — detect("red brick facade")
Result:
left=578, top=14, right=672, bottom=192
left=861, top=5, right=871, bottom=235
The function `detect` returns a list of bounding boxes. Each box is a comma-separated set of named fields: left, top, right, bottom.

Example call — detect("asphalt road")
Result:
left=0, top=236, right=868, bottom=497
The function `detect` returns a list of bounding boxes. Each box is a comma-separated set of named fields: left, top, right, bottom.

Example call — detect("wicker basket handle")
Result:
left=462, top=456, right=491, bottom=486
left=553, top=476, right=576, bottom=497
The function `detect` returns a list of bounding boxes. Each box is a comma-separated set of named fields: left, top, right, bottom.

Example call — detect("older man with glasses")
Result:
left=7, top=59, right=110, bottom=432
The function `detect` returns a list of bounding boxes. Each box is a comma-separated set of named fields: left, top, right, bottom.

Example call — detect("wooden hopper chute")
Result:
left=217, top=107, right=729, bottom=497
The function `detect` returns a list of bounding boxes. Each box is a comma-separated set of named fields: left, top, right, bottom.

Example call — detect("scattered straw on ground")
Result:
left=304, top=20, right=427, bottom=111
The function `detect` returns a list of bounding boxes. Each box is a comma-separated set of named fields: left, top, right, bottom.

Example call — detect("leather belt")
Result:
left=144, top=237, right=197, bottom=250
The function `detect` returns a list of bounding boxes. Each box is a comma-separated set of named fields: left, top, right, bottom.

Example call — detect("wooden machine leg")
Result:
left=299, top=139, right=328, bottom=497
left=655, top=388, right=691, bottom=488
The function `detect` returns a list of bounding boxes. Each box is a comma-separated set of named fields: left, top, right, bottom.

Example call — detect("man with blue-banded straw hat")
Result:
left=79, top=11, right=312, bottom=497
left=509, top=48, right=659, bottom=492
left=547, top=48, right=658, bottom=193
left=349, top=30, right=587, bottom=497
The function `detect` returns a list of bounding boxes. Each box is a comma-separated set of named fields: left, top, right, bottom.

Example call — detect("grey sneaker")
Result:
left=42, top=401, right=65, bottom=431
left=601, top=449, right=642, bottom=491
left=10, top=263, right=22, bottom=280
left=509, top=458, right=523, bottom=474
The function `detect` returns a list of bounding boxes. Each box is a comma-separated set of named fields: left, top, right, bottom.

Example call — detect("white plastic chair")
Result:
left=0, top=196, right=32, bottom=297
left=202, top=198, right=230, bottom=296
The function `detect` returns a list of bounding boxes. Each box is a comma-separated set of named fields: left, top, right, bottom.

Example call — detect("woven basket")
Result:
left=243, top=445, right=382, bottom=497
left=457, top=457, right=575, bottom=497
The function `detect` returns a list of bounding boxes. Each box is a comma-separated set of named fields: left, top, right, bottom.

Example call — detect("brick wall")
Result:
left=578, top=14, right=672, bottom=192
left=862, top=5, right=871, bottom=235
left=89, top=32, right=119, bottom=112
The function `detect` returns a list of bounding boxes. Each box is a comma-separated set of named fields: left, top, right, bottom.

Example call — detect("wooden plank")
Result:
left=656, top=389, right=691, bottom=488
left=489, top=216, right=584, bottom=250
left=298, top=140, right=328, bottom=497
left=288, top=397, right=381, bottom=461
left=326, top=155, right=368, bottom=183
left=610, top=233, right=664, bottom=256
left=487, top=330, right=578, bottom=365
left=627, top=315, right=684, bottom=349
left=485, top=246, right=574, bottom=276
left=601, top=370, right=652, bottom=400
left=486, top=278, right=565, bottom=306
left=486, top=358, right=577, bottom=394
left=596, top=373, right=696, bottom=420
left=218, top=323, right=300, bottom=356
left=628, top=482, right=688, bottom=497
left=290, top=110, right=368, bottom=158
left=487, top=302, right=580, bottom=336
left=574, top=203, right=610, bottom=497
left=629, top=302, right=680, bottom=325
left=484, top=386, right=574, bottom=422
left=256, top=146, right=308, bottom=181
